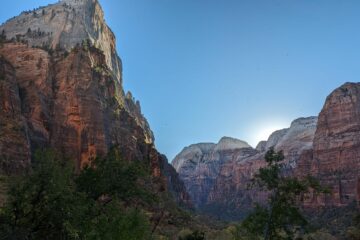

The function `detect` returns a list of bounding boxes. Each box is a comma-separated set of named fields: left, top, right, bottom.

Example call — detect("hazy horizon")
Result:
left=1, top=0, right=358, bottom=160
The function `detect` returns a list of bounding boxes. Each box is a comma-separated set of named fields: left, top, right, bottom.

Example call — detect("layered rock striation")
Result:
left=173, top=117, right=319, bottom=219
left=206, top=117, right=318, bottom=219
left=172, top=137, right=256, bottom=208
left=297, top=83, right=360, bottom=206
left=174, top=83, right=360, bottom=220
left=0, top=0, right=189, bottom=206
left=0, top=0, right=122, bottom=83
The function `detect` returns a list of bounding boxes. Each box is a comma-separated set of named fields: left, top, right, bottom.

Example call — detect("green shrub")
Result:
left=179, top=230, right=205, bottom=240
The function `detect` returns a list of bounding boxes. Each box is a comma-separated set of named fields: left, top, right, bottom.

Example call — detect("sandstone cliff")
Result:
left=297, top=83, right=360, bottom=207
left=172, top=137, right=256, bottom=208
left=173, top=117, right=318, bottom=219
left=0, top=0, right=122, bottom=83
left=0, top=0, right=189, bottom=206
left=205, top=117, right=318, bottom=219
left=174, top=83, right=360, bottom=220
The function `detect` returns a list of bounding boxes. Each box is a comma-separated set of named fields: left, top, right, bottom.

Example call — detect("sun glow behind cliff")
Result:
left=249, top=120, right=290, bottom=147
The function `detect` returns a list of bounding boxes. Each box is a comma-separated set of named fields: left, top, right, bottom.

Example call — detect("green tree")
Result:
left=0, top=150, right=89, bottom=239
left=76, top=148, right=155, bottom=204
left=235, top=148, right=325, bottom=240
left=0, top=149, right=152, bottom=240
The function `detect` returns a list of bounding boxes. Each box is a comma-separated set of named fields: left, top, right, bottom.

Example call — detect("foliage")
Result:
left=178, top=230, right=206, bottom=240
left=0, top=30, right=6, bottom=48
left=93, top=65, right=104, bottom=74
left=82, top=39, right=91, bottom=51
left=234, top=148, right=326, bottom=240
left=346, top=212, right=360, bottom=240
left=305, top=202, right=358, bottom=238
left=302, top=230, right=337, bottom=240
left=0, top=149, right=152, bottom=239
left=0, top=150, right=88, bottom=239
left=76, top=148, right=155, bottom=204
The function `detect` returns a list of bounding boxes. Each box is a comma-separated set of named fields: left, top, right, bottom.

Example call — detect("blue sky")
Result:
left=1, top=0, right=359, bottom=160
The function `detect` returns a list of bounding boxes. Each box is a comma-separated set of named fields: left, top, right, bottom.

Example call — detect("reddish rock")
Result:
left=174, top=82, right=360, bottom=219
left=299, top=83, right=360, bottom=206
left=172, top=137, right=255, bottom=208
left=0, top=0, right=189, bottom=206
left=173, top=117, right=318, bottom=219
left=0, top=56, right=31, bottom=174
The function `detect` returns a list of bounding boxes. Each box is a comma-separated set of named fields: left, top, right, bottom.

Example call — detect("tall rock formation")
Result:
left=174, top=83, right=360, bottom=220
left=206, top=117, right=318, bottom=219
left=0, top=0, right=122, bottom=83
left=298, top=83, right=360, bottom=206
left=0, top=56, right=31, bottom=173
left=0, top=0, right=189, bottom=206
left=172, top=137, right=256, bottom=208
left=173, top=117, right=318, bottom=219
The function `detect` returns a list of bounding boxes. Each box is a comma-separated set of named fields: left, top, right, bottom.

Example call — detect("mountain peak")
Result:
left=0, top=0, right=122, bottom=83
left=214, top=136, right=251, bottom=151
left=60, top=0, right=97, bottom=7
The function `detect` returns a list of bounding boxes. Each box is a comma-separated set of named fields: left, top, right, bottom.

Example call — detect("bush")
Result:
left=179, top=230, right=205, bottom=240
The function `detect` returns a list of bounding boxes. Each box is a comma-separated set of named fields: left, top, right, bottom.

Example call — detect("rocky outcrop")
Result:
left=264, top=128, right=289, bottom=150
left=160, top=153, right=192, bottom=208
left=0, top=0, right=188, bottom=206
left=297, top=83, right=360, bottom=206
left=255, top=141, right=267, bottom=152
left=0, top=0, right=151, bottom=171
left=273, top=117, right=318, bottom=169
left=205, top=117, right=318, bottom=219
left=0, top=0, right=122, bottom=83
left=172, top=137, right=256, bottom=208
left=173, top=117, right=318, bottom=219
left=175, top=81, right=360, bottom=219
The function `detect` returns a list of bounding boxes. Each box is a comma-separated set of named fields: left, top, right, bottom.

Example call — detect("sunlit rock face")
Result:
left=0, top=0, right=122, bottom=83
left=0, top=0, right=153, bottom=171
left=297, top=83, right=360, bottom=207
left=0, top=0, right=190, bottom=206
left=256, top=117, right=317, bottom=158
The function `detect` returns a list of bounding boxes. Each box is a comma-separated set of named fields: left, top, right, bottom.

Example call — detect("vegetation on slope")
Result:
left=230, top=148, right=325, bottom=240
left=0, top=149, right=152, bottom=239
left=0, top=148, right=358, bottom=239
